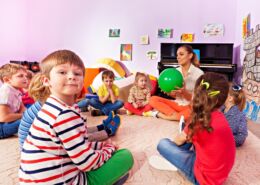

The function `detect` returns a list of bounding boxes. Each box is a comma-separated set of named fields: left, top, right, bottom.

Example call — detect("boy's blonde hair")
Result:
left=102, top=70, right=115, bottom=81
left=29, top=73, right=50, bottom=103
left=33, top=50, right=85, bottom=102
left=0, top=63, right=26, bottom=82
left=229, top=83, right=246, bottom=111
left=40, top=50, right=85, bottom=78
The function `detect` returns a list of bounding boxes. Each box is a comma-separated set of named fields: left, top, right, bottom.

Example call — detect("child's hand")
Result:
left=104, top=139, right=118, bottom=150
left=133, top=103, right=139, bottom=109
left=136, top=101, right=143, bottom=107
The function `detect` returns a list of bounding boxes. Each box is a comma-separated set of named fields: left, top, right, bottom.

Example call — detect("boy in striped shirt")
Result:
left=19, top=50, right=133, bottom=184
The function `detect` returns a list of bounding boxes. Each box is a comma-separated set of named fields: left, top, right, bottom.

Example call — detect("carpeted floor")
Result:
left=0, top=113, right=260, bottom=185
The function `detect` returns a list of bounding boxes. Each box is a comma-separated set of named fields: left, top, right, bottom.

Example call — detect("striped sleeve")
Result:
left=53, top=109, right=115, bottom=171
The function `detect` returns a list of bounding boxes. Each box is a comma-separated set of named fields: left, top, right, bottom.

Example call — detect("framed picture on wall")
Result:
left=109, top=29, right=120, bottom=37
left=120, top=44, right=132, bottom=61
left=158, top=28, right=173, bottom=38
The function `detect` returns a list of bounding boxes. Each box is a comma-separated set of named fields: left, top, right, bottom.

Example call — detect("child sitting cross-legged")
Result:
left=19, top=50, right=133, bottom=184
left=0, top=63, right=28, bottom=139
left=89, top=70, right=124, bottom=116
left=124, top=72, right=153, bottom=116
left=157, top=72, right=236, bottom=185
left=221, top=83, right=248, bottom=147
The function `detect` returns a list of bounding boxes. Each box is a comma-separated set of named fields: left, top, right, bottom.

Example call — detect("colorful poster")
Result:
left=203, top=24, right=224, bottom=37
left=242, top=14, right=250, bottom=39
left=181, top=33, right=194, bottom=42
left=109, top=29, right=120, bottom=37
left=158, top=28, right=173, bottom=38
left=120, top=44, right=132, bottom=61
left=140, top=35, right=149, bottom=45
left=146, top=51, right=157, bottom=60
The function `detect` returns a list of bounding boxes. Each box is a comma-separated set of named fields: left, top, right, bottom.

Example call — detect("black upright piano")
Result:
left=158, top=43, right=237, bottom=81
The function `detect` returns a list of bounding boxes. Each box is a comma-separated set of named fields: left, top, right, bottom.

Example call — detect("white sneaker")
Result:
left=149, top=155, right=177, bottom=171
left=143, top=110, right=158, bottom=117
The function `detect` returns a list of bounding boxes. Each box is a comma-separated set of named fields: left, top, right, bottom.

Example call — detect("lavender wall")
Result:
left=0, top=0, right=28, bottom=64
left=1, top=0, right=237, bottom=76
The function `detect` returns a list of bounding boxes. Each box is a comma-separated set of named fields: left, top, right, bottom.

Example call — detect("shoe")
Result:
left=149, top=155, right=177, bottom=171
left=143, top=111, right=158, bottom=117
left=91, top=109, right=104, bottom=116
left=106, top=115, right=121, bottom=136
left=113, top=173, right=129, bottom=185
left=126, top=110, right=133, bottom=115
left=102, top=111, right=115, bottom=127
left=80, top=106, right=89, bottom=112
left=118, top=109, right=127, bottom=115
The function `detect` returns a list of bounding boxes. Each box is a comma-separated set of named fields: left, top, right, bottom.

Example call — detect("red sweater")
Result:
left=185, top=111, right=236, bottom=185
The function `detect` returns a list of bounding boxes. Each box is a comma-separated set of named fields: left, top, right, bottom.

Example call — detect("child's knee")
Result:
left=116, top=149, right=134, bottom=169
left=157, top=138, right=171, bottom=152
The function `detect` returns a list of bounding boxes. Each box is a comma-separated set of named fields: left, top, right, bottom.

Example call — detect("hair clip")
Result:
left=208, top=90, right=220, bottom=97
left=232, top=84, right=242, bottom=91
left=200, top=79, right=210, bottom=90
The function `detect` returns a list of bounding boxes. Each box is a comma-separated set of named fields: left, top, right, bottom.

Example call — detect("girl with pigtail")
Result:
left=221, top=83, right=248, bottom=147
left=157, top=72, right=236, bottom=185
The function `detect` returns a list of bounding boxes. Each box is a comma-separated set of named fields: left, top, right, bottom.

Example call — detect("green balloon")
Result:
left=158, top=68, right=184, bottom=92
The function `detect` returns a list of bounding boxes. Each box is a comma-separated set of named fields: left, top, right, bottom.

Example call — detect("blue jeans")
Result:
left=157, top=138, right=199, bottom=185
left=0, top=119, right=20, bottom=139
left=77, top=98, right=90, bottom=108
left=89, top=98, right=123, bottom=115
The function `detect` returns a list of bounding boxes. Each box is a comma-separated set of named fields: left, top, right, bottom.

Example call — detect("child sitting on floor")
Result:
left=221, top=83, right=248, bottom=147
left=89, top=70, right=124, bottom=116
left=124, top=72, right=153, bottom=116
left=19, top=50, right=133, bottom=184
left=0, top=63, right=27, bottom=139
left=157, top=72, right=235, bottom=185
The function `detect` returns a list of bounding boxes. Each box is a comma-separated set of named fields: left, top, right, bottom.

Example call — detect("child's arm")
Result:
left=108, top=88, right=117, bottom=103
left=19, top=103, right=26, bottom=114
left=142, top=88, right=151, bottom=106
left=128, top=86, right=138, bottom=108
left=99, top=93, right=110, bottom=104
left=0, top=105, right=23, bottom=122
left=173, top=131, right=187, bottom=146
left=54, top=110, right=116, bottom=171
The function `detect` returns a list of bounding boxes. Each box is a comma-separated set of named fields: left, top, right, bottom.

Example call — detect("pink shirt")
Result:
left=0, top=83, right=23, bottom=113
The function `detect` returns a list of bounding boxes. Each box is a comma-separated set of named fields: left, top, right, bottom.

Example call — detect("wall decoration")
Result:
left=181, top=33, right=194, bottom=42
left=120, top=44, right=132, bottom=61
left=109, top=29, right=120, bottom=37
left=146, top=51, right=157, bottom=60
left=158, top=28, right=173, bottom=38
left=140, top=35, right=149, bottom=45
left=242, top=24, right=260, bottom=122
left=203, top=24, right=224, bottom=37
left=242, top=14, right=251, bottom=39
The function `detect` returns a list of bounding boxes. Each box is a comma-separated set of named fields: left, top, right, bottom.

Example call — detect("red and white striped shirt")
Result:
left=19, top=95, right=115, bottom=184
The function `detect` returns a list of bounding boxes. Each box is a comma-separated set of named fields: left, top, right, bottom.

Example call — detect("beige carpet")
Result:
left=1, top=113, right=260, bottom=185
